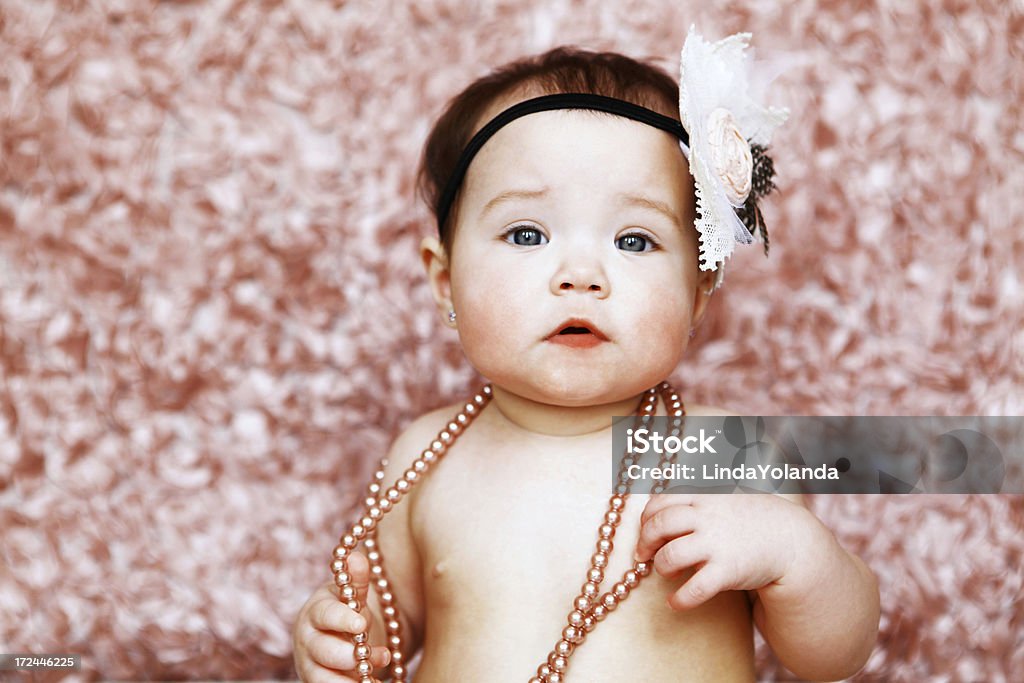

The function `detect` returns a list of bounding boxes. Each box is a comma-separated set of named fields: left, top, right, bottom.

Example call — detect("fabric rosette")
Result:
left=678, top=26, right=789, bottom=287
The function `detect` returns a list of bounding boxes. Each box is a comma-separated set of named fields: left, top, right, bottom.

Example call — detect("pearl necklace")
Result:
left=330, top=381, right=686, bottom=682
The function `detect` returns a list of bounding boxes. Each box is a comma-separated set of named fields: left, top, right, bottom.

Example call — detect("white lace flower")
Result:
left=678, top=26, right=789, bottom=282
left=706, top=108, right=752, bottom=205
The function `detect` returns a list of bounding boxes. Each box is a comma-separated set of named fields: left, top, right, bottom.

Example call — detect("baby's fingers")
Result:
left=668, top=563, right=727, bottom=611
left=309, top=596, right=367, bottom=634
left=306, top=630, right=391, bottom=673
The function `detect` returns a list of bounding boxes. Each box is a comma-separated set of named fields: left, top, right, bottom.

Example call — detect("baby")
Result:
left=293, top=29, right=879, bottom=683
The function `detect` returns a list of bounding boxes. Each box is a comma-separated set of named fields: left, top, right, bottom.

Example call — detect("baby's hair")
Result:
left=417, top=47, right=684, bottom=255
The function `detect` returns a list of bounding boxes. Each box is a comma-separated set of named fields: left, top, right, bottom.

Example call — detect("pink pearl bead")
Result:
left=396, top=479, right=410, bottom=493
left=388, top=635, right=401, bottom=648
left=555, top=639, right=574, bottom=656
left=548, top=672, right=564, bottom=683
left=568, top=609, right=584, bottom=627
left=587, top=567, right=603, bottom=583
left=333, top=570, right=350, bottom=584
left=386, top=487, right=400, bottom=502
left=591, top=552, right=608, bottom=568
left=356, top=661, right=372, bottom=676
left=368, top=482, right=381, bottom=494
left=474, top=393, right=486, bottom=405
left=340, top=585, right=356, bottom=600
left=386, top=619, right=400, bottom=631
left=354, top=643, right=370, bottom=659
left=615, top=483, right=628, bottom=495
left=537, top=664, right=552, bottom=677
left=413, top=459, right=427, bottom=472
left=430, top=440, right=445, bottom=453
left=360, top=676, right=374, bottom=683
left=597, top=538, right=613, bottom=554
left=370, top=565, right=383, bottom=578
left=573, top=596, right=591, bottom=612
left=376, top=578, right=388, bottom=591
left=363, top=496, right=377, bottom=508
left=380, top=591, right=394, bottom=605
left=378, top=498, right=392, bottom=512
left=583, top=615, right=596, bottom=632
left=592, top=604, right=607, bottom=622
left=636, top=561, right=652, bottom=577
left=351, top=524, right=366, bottom=539
left=598, top=523, right=615, bottom=539
left=383, top=606, right=396, bottom=619
left=341, top=534, right=357, bottom=549
left=368, top=506, right=382, bottom=520
left=346, top=599, right=359, bottom=610
left=391, top=650, right=404, bottom=665
left=614, top=582, right=629, bottom=599
left=333, top=545, right=349, bottom=560
left=605, top=510, right=621, bottom=525
left=582, top=581, right=599, bottom=598
left=403, top=468, right=418, bottom=482
left=625, top=570, right=639, bottom=588
left=353, top=632, right=368, bottom=645
left=447, top=421, right=461, bottom=434
left=529, top=678, right=543, bottom=683
left=456, top=413, right=468, bottom=425
left=602, top=593, right=618, bottom=610
left=439, top=430, right=452, bottom=443
left=610, top=495, right=625, bottom=511
left=562, top=625, right=582, bottom=643
left=391, top=665, right=405, bottom=678
left=423, top=450, right=437, bottom=464
left=464, top=403, right=476, bottom=415
left=366, top=550, right=380, bottom=563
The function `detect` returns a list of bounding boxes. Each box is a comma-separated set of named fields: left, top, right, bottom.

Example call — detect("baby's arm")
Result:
left=635, top=491, right=879, bottom=681
left=293, top=419, right=432, bottom=681
left=748, top=497, right=880, bottom=681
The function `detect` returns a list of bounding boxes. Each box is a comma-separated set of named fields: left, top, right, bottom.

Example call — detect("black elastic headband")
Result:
left=435, top=93, right=690, bottom=234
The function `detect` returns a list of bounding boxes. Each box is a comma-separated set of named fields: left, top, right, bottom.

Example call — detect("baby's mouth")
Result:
left=545, top=319, right=609, bottom=345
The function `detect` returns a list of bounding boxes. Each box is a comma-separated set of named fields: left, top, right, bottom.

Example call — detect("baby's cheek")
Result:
left=637, top=295, right=692, bottom=356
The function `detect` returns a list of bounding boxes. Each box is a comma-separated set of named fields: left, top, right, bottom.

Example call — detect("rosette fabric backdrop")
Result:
left=1, top=0, right=1022, bottom=680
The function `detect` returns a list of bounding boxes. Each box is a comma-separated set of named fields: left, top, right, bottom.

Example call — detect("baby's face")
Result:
left=446, top=108, right=711, bottom=407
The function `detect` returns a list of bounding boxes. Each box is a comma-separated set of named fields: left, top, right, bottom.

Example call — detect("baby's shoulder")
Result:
left=385, top=402, right=464, bottom=465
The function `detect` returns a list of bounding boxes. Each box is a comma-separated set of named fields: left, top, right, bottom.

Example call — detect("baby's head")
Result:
left=414, top=42, right=773, bottom=408
left=418, top=48, right=691, bottom=256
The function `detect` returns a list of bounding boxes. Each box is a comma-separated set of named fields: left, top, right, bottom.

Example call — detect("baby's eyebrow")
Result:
left=480, top=187, right=550, bottom=219
left=617, top=192, right=682, bottom=230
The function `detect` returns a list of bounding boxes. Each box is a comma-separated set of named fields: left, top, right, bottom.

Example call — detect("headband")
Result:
left=435, top=27, right=789, bottom=289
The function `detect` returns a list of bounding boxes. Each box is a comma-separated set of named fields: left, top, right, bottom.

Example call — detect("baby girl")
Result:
left=292, top=28, right=879, bottom=683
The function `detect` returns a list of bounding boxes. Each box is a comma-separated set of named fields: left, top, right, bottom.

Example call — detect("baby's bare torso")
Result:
left=381, top=402, right=755, bottom=682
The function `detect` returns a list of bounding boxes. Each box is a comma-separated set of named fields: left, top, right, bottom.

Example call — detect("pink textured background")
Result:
left=1, top=1, right=1022, bottom=681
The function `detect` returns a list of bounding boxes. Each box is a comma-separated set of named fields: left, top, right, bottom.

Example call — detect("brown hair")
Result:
left=416, top=47, right=682, bottom=254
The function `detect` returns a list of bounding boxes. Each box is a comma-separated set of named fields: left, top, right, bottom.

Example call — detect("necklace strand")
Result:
left=330, top=382, right=685, bottom=682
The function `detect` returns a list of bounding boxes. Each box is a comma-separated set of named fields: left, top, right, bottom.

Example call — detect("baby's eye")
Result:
left=616, top=232, right=659, bottom=253
left=502, top=225, right=548, bottom=246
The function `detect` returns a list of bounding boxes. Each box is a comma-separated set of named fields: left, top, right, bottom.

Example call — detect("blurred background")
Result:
left=1, top=0, right=1022, bottom=680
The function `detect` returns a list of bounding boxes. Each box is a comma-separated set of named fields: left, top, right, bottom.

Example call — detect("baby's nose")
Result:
left=551, top=258, right=610, bottom=298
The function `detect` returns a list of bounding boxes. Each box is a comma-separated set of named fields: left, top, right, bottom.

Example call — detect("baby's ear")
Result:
left=690, top=267, right=717, bottom=328
left=420, top=236, right=453, bottom=313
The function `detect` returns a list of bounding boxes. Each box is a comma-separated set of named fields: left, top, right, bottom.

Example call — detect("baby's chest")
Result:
left=408, top=444, right=649, bottom=610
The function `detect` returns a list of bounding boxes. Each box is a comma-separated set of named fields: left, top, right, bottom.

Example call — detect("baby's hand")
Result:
left=293, top=550, right=392, bottom=682
left=635, top=493, right=814, bottom=611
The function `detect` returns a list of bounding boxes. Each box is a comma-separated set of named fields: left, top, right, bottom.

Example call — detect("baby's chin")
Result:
left=490, top=369, right=667, bottom=407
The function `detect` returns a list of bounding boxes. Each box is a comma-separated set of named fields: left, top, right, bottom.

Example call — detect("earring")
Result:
left=447, top=309, right=457, bottom=325
left=689, top=327, right=696, bottom=338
